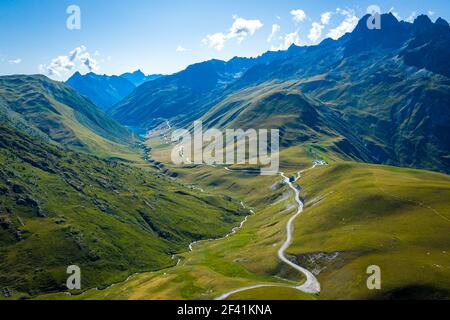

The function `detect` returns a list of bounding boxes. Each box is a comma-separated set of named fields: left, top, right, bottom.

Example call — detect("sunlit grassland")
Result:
left=37, top=136, right=321, bottom=300
left=0, top=75, right=140, bottom=162
left=135, top=134, right=450, bottom=300
left=37, top=131, right=450, bottom=300
left=225, top=286, right=317, bottom=300
left=48, top=99, right=143, bottom=162
left=145, top=131, right=326, bottom=204
left=291, top=162, right=450, bottom=299
left=0, top=125, right=249, bottom=299
left=38, top=177, right=309, bottom=300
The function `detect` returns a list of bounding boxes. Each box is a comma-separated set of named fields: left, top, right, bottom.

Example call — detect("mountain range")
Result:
left=120, top=70, right=162, bottom=87
left=0, top=75, right=245, bottom=297
left=107, top=13, right=450, bottom=174
left=110, top=58, right=258, bottom=127
left=66, top=70, right=162, bottom=111
left=1, top=12, right=449, bottom=300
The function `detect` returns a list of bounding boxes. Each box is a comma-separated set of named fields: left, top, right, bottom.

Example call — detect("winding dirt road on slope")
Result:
left=150, top=126, right=323, bottom=299
left=215, top=164, right=322, bottom=300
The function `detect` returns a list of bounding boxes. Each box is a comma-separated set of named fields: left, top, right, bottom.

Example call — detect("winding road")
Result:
left=149, top=125, right=324, bottom=299
left=143, top=125, right=323, bottom=299
left=215, top=163, right=323, bottom=300
left=65, top=122, right=324, bottom=300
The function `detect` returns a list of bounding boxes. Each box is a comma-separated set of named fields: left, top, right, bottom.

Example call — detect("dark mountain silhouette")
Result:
left=66, top=70, right=162, bottom=111
left=66, top=72, right=136, bottom=111
left=110, top=58, right=257, bottom=127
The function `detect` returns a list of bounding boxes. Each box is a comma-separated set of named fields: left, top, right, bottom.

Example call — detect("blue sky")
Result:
left=1, top=0, right=448, bottom=80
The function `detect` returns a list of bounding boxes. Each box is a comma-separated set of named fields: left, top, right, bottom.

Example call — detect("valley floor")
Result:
left=36, top=127, right=450, bottom=300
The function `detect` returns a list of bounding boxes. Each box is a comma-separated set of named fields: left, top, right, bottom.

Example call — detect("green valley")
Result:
left=1, top=6, right=449, bottom=303
left=33, top=128, right=450, bottom=300
left=0, top=124, right=248, bottom=299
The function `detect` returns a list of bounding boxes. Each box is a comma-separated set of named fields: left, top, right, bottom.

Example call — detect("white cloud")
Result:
left=202, top=32, right=227, bottom=51
left=308, top=22, right=325, bottom=43
left=327, top=9, right=359, bottom=40
left=9, top=58, right=22, bottom=64
left=284, top=31, right=301, bottom=47
left=267, top=24, right=281, bottom=42
left=176, top=45, right=187, bottom=53
left=229, top=17, right=264, bottom=43
left=336, top=8, right=353, bottom=16
left=38, top=45, right=99, bottom=80
left=305, top=11, right=332, bottom=44
left=406, top=11, right=417, bottom=23
left=271, top=31, right=301, bottom=51
left=389, top=7, right=401, bottom=20
left=270, top=45, right=283, bottom=51
left=202, top=16, right=263, bottom=51
left=290, top=9, right=307, bottom=23
left=428, top=11, right=435, bottom=17
left=321, top=12, right=332, bottom=25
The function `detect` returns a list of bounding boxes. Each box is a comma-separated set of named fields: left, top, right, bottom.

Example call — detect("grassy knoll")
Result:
left=36, top=169, right=309, bottom=300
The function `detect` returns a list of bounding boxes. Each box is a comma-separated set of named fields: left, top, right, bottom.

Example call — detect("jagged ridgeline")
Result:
left=110, top=14, right=450, bottom=174
left=0, top=124, right=248, bottom=297
left=66, top=70, right=162, bottom=111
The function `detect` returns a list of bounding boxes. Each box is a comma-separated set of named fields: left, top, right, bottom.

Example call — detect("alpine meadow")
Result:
left=0, top=0, right=449, bottom=306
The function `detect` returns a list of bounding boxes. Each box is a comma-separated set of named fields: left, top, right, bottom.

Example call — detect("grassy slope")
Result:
left=0, top=75, right=138, bottom=161
left=226, top=287, right=317, bottom=300
left=36, top=140, right=314, bottom=300
left=199, top=80, right=376, bottom=164
left=291, top=162, right=450, bottom=299
left=43, top=128, right=450, bottom=300
left=300, top=52, right=450, bottom=174
left=0, top=125, right=248, bottom=299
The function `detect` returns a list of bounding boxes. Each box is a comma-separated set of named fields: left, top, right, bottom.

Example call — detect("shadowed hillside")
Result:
left=0, top=124, right=248, bottom=298
left=0, top=75, right=136, bottom=158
